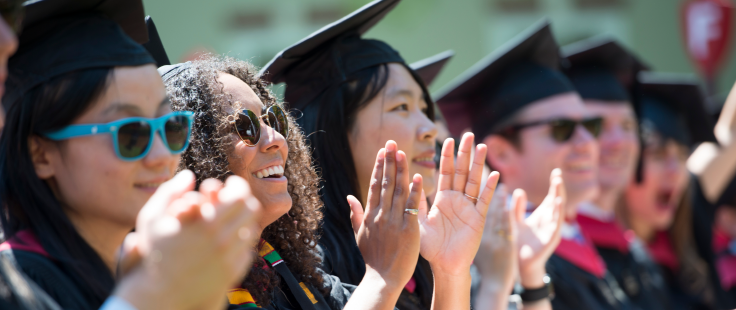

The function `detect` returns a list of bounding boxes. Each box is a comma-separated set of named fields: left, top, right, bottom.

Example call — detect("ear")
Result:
left=29, top=135, right=57, bottom=180
left=483, top=134, right=516, bottom=174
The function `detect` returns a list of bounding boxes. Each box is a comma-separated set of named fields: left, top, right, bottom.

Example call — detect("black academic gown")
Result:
left=714, top=229, right=736, bottom=310
left=547, top=224, right=634, bottom=310
left=691, top=179, right=736, bottom=310
left=318, top=195, right=433, bottom=310
left=577, top=213, right=670, bottom=310
left=227, top=268, right=357, bottom=310
left=0, top=250, right=62, bottom=310
left=0, top=232, right=96, bottom=310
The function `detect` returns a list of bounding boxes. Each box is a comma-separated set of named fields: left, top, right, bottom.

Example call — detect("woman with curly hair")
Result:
left=161, top=52, right=501, bottom=310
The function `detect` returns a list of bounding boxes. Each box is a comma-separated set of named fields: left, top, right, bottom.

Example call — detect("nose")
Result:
left=570, top=123, right=598, bottom=154
left=142, top=131, right=176, bottom=168
left=258, top=121, right=287, bottom=153
left=417, top=113, right=438, bottom=143
left=600, top=124, right=625, bottom=150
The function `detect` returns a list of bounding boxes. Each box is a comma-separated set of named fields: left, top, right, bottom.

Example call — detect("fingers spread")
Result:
left=512, top=188, right=527, bottom=223
left=476, top=171, right=500, bottom=217
left=405, top=174, right=423, bottom=230
left=391, top=150, right=411, bottom=220
left=380, top=141, right=398, bottom=221
left=418, top=189, right=429, bottom=223
left=452, top=133, right=475, bottom=192
left=365, top=148, right=386, bottom=218
left=437, top=138, right=455, bottom=192
left=464, top=143, right=488, bottom=200
left=348, top=195, right=365, bottom=235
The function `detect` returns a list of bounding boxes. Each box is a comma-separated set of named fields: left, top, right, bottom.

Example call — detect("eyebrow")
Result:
left=385, top=87, right=415, bottom=100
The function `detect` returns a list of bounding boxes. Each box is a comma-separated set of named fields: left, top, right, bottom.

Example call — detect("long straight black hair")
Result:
left=0, top=67, right=116, bottom=307
left=297, top=62, right=435, bottom=308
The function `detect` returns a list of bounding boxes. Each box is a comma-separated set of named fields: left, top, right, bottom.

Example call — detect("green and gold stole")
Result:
left=227, top=241, right=319, bottom=309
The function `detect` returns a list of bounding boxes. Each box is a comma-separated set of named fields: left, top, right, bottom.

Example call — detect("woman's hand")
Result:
left=345, top=140, right=423, bottom=310
left=516, top=169, right=564, bottom=289
left=115, top=170, right=262, bottom=310
left=420, top=133, right=500, bottom=276
left=473, top=184, right=517, bottom=310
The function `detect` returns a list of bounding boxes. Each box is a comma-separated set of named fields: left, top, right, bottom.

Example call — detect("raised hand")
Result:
left=115, top=170, right=262, bottom=310
left=345, top=141, right=423, bottom=310
left=419, top=132, right=500, bottom=276
left=473, top=184, right=517, bottom=310
left=516, top=169, right=565, bottom=288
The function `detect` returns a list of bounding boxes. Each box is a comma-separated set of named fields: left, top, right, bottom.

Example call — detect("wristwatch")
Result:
left=520, top=274, right=554, bottom=303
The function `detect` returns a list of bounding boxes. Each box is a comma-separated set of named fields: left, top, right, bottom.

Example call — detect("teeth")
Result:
left=252, top=165, right=285, bottom=179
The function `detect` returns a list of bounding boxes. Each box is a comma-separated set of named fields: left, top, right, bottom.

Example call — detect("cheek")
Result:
left=228, top=140, right=258, bottom=180
left=55, top=138, right=139, bottom=225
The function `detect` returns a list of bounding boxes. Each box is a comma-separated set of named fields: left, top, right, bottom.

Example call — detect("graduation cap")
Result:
left=637, top=71, right=715, bottom=148
left=258, top=0, right=405, bottom=111
left=433, top=19, right=574, bottom=138
left=4, top=0, right=155, bottom=106
left=689, top=80, right=736, bottom=205
left=409, top=50, right=454, bottom=88
left=142, top=16, right=171, bottom=67
left=561, top=35, right=649, bottom=103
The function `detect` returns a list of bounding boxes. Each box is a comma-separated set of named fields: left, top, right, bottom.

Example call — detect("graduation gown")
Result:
left=227, top=241, right=378, bottom=310
left=648, top=231, right=710, bottom=310
left=547, top=222, right=634, bottom=310
left=319, top=207, right=433, bottom=310
left=0, top=230, right=93, bottom=310
left=577, top=210, right=670, bottom=310
left=713, top=229, right=736, bottom=308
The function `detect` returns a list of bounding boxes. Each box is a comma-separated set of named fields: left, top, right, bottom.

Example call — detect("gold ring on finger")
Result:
left=464, top=193, right=479, bottom=203
left=404, top=208, right=419, bottom=215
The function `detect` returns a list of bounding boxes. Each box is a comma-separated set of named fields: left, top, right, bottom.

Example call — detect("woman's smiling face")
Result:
left=219, top=73, right=291, bottom=229
left=348, top=63, right=438, bottom=204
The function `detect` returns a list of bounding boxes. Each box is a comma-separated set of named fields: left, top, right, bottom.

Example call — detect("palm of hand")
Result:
left=516, top=174, right=564, bottom=272
left=420, top=190, right=485, bottom=274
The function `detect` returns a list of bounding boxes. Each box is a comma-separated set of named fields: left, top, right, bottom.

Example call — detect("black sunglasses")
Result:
left=0, top=0, right=24, bottom=34
left=230, top=105, right=289, bottom=146
left=503, top=117, right=603, bottom=143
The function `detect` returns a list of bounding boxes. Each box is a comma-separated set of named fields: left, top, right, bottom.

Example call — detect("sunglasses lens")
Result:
left=235, top=109, right=260, bottom=146
left=267, top=105, right=289, bottom=139
left=164, top=115, right=191, bottom=152
left=550, top=120, right=576, bottom=142
left=117, top=121, right=152, bottom=158
left=583, top=118, right=603, bottom=138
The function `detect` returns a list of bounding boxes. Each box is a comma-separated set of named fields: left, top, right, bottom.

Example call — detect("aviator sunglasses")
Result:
left=230, top=105, right=289, bottom=146
left=502, top=117, right=603, bottom=143
left=44, top=111, right=195, bottom=161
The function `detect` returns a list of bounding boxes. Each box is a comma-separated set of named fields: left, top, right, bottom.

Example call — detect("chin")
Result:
left=260, top=194, right=293, bottom=225
left=567, top=181, right=600, bottom=206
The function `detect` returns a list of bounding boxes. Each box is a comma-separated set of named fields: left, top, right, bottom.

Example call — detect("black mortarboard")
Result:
left=4, top=0, right=155, bottom=106
left=409, top=50, right=454, bottom=88
left=637, top=71, right=716, bottom=148
left=259, top=0, right=405, bottom=111
left=433, top=19, right=575, bottom=138
left=143, top=16, right=171, bottom=68
left=562, top=36, right=649, bottom=102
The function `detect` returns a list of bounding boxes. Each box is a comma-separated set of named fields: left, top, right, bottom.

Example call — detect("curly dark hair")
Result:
left=162, top=54, right=324, bottom=304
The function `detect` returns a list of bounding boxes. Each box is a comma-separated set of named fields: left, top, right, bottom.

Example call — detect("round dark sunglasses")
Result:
left=230, top=105, right=289, bottom=146
left=504, top=117, right=603, bottom=143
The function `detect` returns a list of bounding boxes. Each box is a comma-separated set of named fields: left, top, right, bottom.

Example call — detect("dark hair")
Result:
left=0, top=68, right=116, bottom=306
left=163, top=55, right=324, bottom=304
left=297, top=62, right=435, bottom=307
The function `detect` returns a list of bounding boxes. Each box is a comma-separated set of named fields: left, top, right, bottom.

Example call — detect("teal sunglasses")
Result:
left=44, top=111, right=195, bottom=161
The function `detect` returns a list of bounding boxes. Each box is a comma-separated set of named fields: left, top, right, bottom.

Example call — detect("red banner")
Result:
left=682, top=0, right=734, bottom=79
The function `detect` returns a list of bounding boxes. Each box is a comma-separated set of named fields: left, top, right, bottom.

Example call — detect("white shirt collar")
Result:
left=577, top=201, right=615, bottom=222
